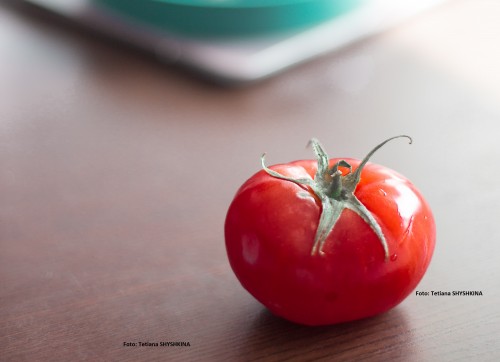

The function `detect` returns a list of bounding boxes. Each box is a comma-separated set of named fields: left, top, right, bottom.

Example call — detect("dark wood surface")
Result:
left=1, top=1, right=499, bottom=360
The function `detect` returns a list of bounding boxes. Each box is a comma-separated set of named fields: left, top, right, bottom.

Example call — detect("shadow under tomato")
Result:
left=237, top=306, right=416, bottom=360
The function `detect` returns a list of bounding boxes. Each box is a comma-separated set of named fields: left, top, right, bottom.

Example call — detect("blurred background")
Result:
left=1, top=0, right=500, bottom=360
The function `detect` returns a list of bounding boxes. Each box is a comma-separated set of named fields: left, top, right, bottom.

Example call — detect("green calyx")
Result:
left=261, top=135, right=412, bottom=259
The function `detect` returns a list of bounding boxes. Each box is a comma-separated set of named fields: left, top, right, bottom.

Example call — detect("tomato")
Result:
left=225, top=136, right=435, bottom=326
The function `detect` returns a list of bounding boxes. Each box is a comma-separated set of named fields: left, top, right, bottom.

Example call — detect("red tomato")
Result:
left=225, top=136, right=435, bottom=326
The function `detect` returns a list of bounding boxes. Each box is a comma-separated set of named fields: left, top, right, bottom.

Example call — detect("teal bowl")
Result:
left=94, top=0, right=364, bottom=38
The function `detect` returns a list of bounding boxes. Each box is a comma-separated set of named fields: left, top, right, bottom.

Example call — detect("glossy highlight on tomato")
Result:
left=225, top=136, right=435, bottom=326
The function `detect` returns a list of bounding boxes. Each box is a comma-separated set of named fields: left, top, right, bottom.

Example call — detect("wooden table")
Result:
left=1, top=1, right=499, bottom=360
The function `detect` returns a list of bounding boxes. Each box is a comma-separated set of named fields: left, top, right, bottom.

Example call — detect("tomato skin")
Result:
left=225, top=158, right=435, bottom=326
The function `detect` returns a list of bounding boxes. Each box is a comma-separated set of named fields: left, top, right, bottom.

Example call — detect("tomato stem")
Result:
left=261, top=136, right=412, bottom=260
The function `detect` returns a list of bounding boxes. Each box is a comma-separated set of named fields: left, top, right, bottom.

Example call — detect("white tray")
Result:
left=23, top=0, right=448, bottom=84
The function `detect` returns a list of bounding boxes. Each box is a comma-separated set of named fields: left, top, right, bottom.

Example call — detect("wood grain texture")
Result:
left=1, top=0, right=499, bottom=360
